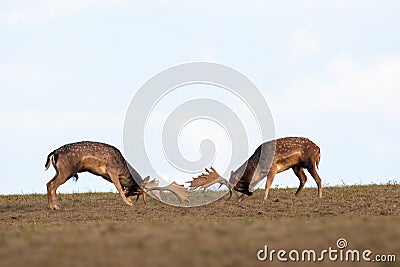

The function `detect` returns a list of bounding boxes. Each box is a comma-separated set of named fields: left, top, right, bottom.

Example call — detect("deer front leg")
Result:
left=263, top=169, right=277, bottom=202
left=109, top=172, right=134, bottom=206
left=237, top=193, right=246, bottom=202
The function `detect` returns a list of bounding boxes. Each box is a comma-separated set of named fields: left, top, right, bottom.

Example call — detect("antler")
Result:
left=186, top=167, right=232, bottom=199
left=145, top=181, right=189, bottom=204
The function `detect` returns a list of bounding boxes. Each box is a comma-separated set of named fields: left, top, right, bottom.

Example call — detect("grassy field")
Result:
left=0, top=184, right=399, bottom=267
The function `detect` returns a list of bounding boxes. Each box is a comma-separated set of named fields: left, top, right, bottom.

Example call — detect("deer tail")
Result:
left=315, top=148, right=320, bottom=170
left=44, top=151, right=58, bottom=171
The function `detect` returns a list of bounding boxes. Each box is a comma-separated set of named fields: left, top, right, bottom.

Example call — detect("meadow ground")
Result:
left=0, top=184, right=399, bottom=267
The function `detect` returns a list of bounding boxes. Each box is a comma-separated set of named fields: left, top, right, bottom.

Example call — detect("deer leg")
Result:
left=263, top=169, right=277, bottom=201
left=46, top=175, right=58, bottom=210
left=108, top=171, right=134, bottom=206
left=293, top=166, right=307, bottom=196
left=306, top=165, right=322, bottom=198
left=46, top=166, right=61, bottom=210
left=46, top=179, right=55, bottom=210
left=142, top=192, right=147, bottom=204
left=237, top=193, right=246, bottom=202
left=46, top=171, right=71, bottom=210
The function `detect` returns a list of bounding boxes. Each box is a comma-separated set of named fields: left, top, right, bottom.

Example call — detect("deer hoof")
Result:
left=125, top=199, right=134, bottom=206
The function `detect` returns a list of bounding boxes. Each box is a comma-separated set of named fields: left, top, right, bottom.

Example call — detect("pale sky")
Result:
left=1, top=1, right=399, bottom=194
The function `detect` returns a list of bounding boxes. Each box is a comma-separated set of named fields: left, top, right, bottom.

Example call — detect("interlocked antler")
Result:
left=186, top=167, right=232, bottom=199
left=144, top=180, right=189, bottom=204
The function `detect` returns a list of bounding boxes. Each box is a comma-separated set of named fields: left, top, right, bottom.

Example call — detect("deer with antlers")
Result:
left=187, top=137, right=322, bottom=201
left=45, top=141, right=188, bottom=210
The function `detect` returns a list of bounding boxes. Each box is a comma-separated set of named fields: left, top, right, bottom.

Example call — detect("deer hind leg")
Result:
left=46, top=172, right=58, bottom=210
left=293, top=166, right=307, bottom=196
left=46, top=170, right=72, bottom=210
left=108, top=171, right=134, bottom=206
left=306, top=164, right=322, bottom=198
left=263, top=169, right=277, bottom=202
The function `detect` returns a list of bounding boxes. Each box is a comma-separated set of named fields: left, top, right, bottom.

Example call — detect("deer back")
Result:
left=51, top=141, right=141, bottom=188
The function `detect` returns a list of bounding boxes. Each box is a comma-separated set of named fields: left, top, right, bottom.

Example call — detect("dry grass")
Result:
left=0, top=184, right=399, bottom=267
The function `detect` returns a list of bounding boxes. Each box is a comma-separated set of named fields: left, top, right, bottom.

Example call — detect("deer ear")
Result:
left=143, top=176, right=150, bottom=183
left=231, top=170, right=234, bottom=176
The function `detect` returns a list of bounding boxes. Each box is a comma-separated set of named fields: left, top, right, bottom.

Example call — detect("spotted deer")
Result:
left=187, top=137, right=322, bottom=201
left=45, top=141, right=188, bottom=210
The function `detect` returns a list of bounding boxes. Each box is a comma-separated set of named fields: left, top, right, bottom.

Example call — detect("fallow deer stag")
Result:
left=187, top=137, right=322, bottom=201
left=45, top=141, right=188, bottom=210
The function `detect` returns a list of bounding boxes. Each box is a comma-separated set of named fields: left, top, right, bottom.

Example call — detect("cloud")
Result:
left=273, top=54, right=400, bottom=122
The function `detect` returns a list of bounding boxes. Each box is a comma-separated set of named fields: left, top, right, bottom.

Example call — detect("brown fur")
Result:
left=231, top=137, right=322, bottom=200
left=45, top=141, right=147, bottom=210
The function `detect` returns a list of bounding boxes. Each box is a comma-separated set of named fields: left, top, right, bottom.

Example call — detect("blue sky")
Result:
left=1, top=1, right=399, bottom=194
